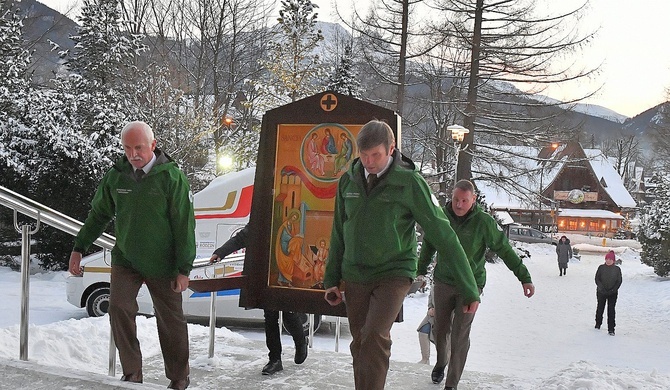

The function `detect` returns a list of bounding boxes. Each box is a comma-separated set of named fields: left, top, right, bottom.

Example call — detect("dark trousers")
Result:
left=433, top=281, right=477, bottom=388
left=595, top=291, right=618, bottom=332
left=264, top=310, right=304, bottom=361
left=109, top=265, right=189, bottom=381
left=345, top=277, right=412, bottom=390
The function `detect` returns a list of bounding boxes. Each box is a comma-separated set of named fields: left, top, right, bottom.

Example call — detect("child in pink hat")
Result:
left=594, top=250, right=622, bottom=335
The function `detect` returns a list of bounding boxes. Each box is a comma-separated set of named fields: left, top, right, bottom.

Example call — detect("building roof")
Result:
left=475, top=143, right=636, bottom=211
left=583, top=149, right=637, bottom=208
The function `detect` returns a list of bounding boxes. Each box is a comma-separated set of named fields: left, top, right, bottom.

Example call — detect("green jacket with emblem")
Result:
left=324, top=150, right=480, bottom=304
left=74, top=149, right=196, bottom=278
left=418, top=202, right=532, bottom=289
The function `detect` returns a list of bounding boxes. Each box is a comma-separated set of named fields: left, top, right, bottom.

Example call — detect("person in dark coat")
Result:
left=595, top=250, right=623, bottom=335
left=556, top=235, right=573, bottom=276
left=209, top=224, right=308, bottom=375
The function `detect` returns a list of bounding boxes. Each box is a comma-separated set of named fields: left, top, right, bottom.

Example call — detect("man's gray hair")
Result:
left=121, top=121, right=155, bottom=143
left=356, top=120, right=395, bottom=151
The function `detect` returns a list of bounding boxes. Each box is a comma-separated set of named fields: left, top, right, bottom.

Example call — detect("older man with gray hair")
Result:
left=69, top=121, right=195, bottom=390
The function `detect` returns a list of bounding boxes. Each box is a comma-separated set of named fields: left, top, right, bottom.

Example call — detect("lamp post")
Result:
left=447, top=125, right=469, bottom=189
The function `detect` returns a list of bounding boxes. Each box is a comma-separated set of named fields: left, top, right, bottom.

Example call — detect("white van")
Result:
left=66, top=168, right=269, bottom=323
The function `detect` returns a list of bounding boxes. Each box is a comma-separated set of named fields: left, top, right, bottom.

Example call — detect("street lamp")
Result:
left=222, top=115, right=233, bottom=128
left=447, top=125, right=469, bottom=189
left=216, top=116, right=234, bottom=175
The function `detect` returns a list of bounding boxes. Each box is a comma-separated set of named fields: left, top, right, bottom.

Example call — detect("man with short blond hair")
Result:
left=324, top=120, right=480, bottom=390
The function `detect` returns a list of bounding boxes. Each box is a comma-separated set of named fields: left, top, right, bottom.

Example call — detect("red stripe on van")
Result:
left=195, top=185, right=254, bottom=219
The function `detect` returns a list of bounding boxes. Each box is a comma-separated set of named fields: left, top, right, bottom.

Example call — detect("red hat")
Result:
left=605, top=250, right=616, bottom=261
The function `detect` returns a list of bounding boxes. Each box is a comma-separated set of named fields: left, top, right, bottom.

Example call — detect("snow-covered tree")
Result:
left=638, top=174, right=670, bottom=277
left=263, top=0, right=325, bottom=103
left=327, top=43, right=363, bottom=98
left=65, top=0, right=146, bottom=91
left=0, top=2, right=30, bottom=95
left=56, top=0, right=146, bottom=137
left=0, top=0, right=150, bottom=270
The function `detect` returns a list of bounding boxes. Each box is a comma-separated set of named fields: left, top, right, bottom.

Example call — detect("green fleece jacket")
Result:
left=419, top=202, right=532, bottom=289
left=74, top=149, right=196, bottom=278
left=324, top=150, right=480, bottom=304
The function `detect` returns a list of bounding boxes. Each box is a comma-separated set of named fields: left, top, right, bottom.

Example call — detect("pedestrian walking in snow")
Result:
left=595, top=250, right=622, bottom=336
left=556, top=235, right=572, bottom=276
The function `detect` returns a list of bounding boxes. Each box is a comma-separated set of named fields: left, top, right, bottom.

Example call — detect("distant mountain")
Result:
left=13, top=3, right=664, bottom=150
left=529, top=94, right=628, bottom=124
left=12, top=0, right=78, bottom=85
left=561, top=102, right=628, bottom=124
left=622, top=102, right=668, bottom=136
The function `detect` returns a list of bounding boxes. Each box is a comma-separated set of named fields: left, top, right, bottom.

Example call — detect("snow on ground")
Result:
left=1, top=234, right=669, bottom=389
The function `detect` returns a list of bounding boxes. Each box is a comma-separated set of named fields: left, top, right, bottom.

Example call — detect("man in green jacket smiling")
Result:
left=419, top=179, right=534, bottom=389
left=69, top=121, right=195, bottom=390
left=324, top=120, right=480, bottom=390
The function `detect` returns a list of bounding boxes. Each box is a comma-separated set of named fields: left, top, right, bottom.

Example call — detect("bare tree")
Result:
left=138, top=0, right=273, bottom=174
left=337, top=0, right=439, bottom=116
left=600, top=134, right=641, bottom=188
left=411, top=40, right=470, bottom=201
left=425, top=0, right=599, bottom=190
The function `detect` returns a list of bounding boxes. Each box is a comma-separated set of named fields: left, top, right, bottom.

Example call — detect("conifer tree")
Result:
left=638, top=174, right=670, bottom=276
left=66, top=0, right=146, bottom=91
left=57, top=0, right=146, bottom=137
left=263, top=0, right=325, bottom=103
left=0, top=2, right=30, bottom=96
left=327, top=43, right=363, bottom=98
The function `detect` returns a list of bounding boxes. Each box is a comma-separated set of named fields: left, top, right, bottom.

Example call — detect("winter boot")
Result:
left=417, top=331, right=431, bottom=364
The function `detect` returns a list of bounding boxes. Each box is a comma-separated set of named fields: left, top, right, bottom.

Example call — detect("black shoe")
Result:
left=262, top=360, right=283, bottom=375
left=295, top=337, right=308, bottom=364
left=167, top=377, right=190, bottom=390
left=595, top=324, right=601, bottom=329
left=431, top=365, right=445, bottom=384
left=609, top=331, right=615, bottom=336
left=121, top=372, right=143, bottom=383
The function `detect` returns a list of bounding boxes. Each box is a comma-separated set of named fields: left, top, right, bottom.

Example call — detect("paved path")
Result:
left=0, top=337, right=509, bottom=389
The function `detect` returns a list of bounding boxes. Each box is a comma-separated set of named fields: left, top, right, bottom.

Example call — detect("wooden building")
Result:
left=476, top=141, right=636, bottom=237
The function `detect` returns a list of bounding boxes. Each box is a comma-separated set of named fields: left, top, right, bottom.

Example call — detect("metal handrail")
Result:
left=0, top=185, right=115, bottom=249
left=0, top=184, right=116, bottom=365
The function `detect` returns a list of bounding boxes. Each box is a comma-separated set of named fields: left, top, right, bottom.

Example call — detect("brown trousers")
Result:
left=109, top=265, right=189, bottom=381
left=345, top=277, right=411, bottom=390
left=433, top=281, right=478, bottom=388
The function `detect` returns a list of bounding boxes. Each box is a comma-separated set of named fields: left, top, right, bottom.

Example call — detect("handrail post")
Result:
left=108, top=329, right=116, bottom=376
left=104, top=248, right=117, bottom=376
left=208, top=291, right=217, bottom=358
left=308, top=313, right=314, bottom=347
left=335, top=317, right=341, bottom=352
left=15, top=210, right=40, bottom=361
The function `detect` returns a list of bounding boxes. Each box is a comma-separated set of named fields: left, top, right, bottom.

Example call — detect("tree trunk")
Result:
left=460, top=0, right=483, bottom=182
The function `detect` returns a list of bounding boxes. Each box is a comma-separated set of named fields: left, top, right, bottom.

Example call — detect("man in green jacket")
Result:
left=323, top=120, right=480, bottom=390
left=419, top=179, right=534, bottom=389
left=68, top=121, right=195, bottom=390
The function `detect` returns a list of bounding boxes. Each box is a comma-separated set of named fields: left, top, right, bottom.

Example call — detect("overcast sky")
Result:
left=41, top=0, right=670, bottom=118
